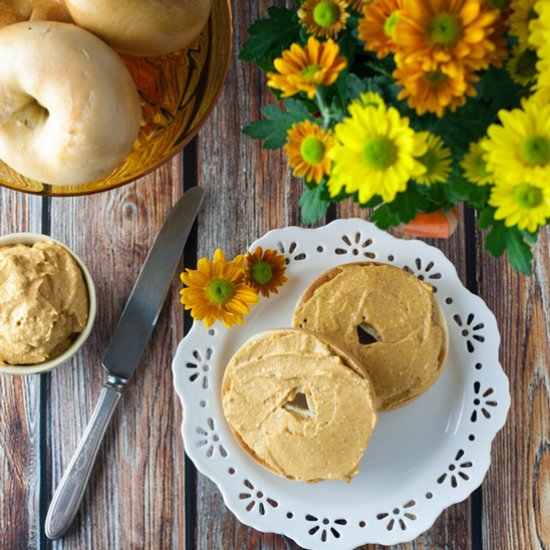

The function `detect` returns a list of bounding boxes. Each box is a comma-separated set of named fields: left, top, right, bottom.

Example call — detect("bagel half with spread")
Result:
left=0, top=21, right=141, bottom=186
left=293, top=263, right=448, bottom=411
left=222, top=329, right=378, bottom=483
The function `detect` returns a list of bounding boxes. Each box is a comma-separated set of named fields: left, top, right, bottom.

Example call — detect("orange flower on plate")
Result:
left=244, top=247, right=288, bottom=298
left=358, top=0, right=403, bottom=58
left=285, top=120, right=334, bottom=183
left=394, top=0, right=499, bottom=77
left=267, top=37, right=347, bottom=99
left=394, top=61, right=478, bottom=117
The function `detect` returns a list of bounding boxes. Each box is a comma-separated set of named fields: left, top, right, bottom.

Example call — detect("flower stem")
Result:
left=315, top=88, right=332, bottom=131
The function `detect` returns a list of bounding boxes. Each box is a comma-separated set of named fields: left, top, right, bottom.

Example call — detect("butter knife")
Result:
left=45, top=186, right=204, bottom=540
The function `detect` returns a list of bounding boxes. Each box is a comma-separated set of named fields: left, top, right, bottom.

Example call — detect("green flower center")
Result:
left=515, top=48, right=538, bottom=80
left=363, top=137, right=396, bottom=170
left=313, top=0, right=340, bottom=27
left=419, top=148, right=440, bottom=176
left=428, top=13, right=463, bottom=47
left=384, top=12, right=400, bottom=38
left=424, top=69, right=449, bottom=86
left=205, top=278, right=234, bottom=305
left=514, top=183, right=543, bottom=208
left=520, top=135, right=550, bottom=166
left=472, top=152, right=490, bottom=179
left=301, top=136, right=325, bottom=163
left=300, top=65, right=321, bottom=81
left=251, top=261, right=273, bottom=285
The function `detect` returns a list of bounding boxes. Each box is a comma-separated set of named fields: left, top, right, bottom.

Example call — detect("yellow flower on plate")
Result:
left=328, top=100, right=427, bottom=204
left=489, top=180, right=550, bottom=232
left=509, top=0, right=539, bottom=49
left=482, top=98, right=550, bottom=184
left=267, top=37, right=347, bottom=99
left=180, top=249, right=259, bottom=328
left=506, top=45, right=538, bottom=85
left=415, top=132, right=452, bottom=185
left=285, top=120, right=334, bottom=183
left=358, top=0, right=403, bottom=59
left=393, top=61, right=478, bottom=117
left=244, top=246, right=288, bottom=298
left=299, top=0, right=350, bottom=38
left=394, top=0, right=499, bottom=77
left=461, top=140, right=494, bottom=185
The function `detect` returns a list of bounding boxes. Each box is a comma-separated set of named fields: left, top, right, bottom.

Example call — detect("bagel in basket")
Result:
left=0, top=21, right=141, bottom=186
left=64, top=0, right=212, bottom=56
left=293, top=263, right=448, bottom=411
left=221, top=329, right=378, bottom=483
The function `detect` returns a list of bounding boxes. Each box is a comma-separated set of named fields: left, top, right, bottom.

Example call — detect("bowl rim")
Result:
left=0, top=232, right=97, bottom=375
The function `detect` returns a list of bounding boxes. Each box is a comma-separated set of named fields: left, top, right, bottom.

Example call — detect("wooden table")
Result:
left=1, top=2, right=549, bottom=549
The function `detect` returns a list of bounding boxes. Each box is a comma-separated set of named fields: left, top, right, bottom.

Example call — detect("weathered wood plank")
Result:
left=479, top=229, right=550, bottom=550
left=0, top=189, right=44, bottom=550
left=44, top=159, right=186, bottom=549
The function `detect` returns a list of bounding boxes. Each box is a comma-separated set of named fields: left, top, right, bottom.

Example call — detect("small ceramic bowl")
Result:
left=0, top=233, right=97, bottom=375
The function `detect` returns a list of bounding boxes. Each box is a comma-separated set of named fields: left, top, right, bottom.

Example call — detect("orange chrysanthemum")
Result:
left=394, top=0, right=499, bottom=77
left=244, top=247, right=288, bottom=298
left=180, top=249, right=259, bottom=328
left=486, top=11, right=509, bottom=67
left=394, top=61, right=479, bottom=117
left=358, top=0, right=403, bottom=58
left=299, top=0, right=350, bottom=38
left=349, top=0, right=371, bottom=11
left=267, top=37, right=347, bottom=99
left=285, top=120, right=334, bottom=183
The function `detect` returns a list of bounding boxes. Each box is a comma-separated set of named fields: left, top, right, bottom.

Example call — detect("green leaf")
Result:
left=242, top=99, right=311, bottom=149
left=484, top=220, right=507, bottom=258
left=239, top=7, right=301, bottom=69
left=521, top=229, right=539, bottom=244
left=370, top=204, right=400, bottom=229
left=477, top=206, right=496, bottom=229
left=299, top=183, right=329, bottom=225
left=506, top=230, right=533, bottom=275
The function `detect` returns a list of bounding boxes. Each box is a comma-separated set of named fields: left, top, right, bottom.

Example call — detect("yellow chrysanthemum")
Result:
left=529, top=0, right=550, bottom=93
left=394, top=0, right=499, bottom=77
left=299, top=0, right=350, bottom=38
left=482, top=98, right=550, bottom=184
left=356, top=91, right=386, bottom=108
left=489, top=180, right=550, bottom=232
left=461, top=140, right=494, bottom=185
left=394, top=61, right=478, bottom=117
left=244, top=247, right=288, bottom=298
left=358, top=0, right=403, bottom=59
left=328, top=100, right=427, bottom=204
left=415, top=132, right=452, bottom=185
left=180, top=249, right=259, bottom=328
left=506, top=45, right=538, bottom=85
left=267, top=37, right=347, bottom=99
left=509, top=0, right=539, bottom=49
left=285, top=120, right=334, bottom=183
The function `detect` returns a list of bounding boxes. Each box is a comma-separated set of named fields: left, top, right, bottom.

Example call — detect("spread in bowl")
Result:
left=0, top=240, right=89, bottom=365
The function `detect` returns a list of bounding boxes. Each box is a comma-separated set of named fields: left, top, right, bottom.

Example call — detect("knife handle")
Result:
left=45, top=375, right=126, bottom=540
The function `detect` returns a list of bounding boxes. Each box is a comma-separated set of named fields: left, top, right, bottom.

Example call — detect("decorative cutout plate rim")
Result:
left=172, top=219, right=510, bottom=549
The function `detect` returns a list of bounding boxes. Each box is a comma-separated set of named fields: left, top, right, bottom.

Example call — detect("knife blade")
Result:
left=45, top=186, right=204, bottom=540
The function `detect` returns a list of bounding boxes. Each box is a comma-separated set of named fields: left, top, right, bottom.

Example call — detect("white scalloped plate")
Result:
left=172, top=219, right=510, bottom=549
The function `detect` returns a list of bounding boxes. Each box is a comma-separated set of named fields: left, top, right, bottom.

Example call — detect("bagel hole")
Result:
left=357, top=322, right=380, bottom=345
left=15, top=97, right=49, bottom=130
left=283, top=389, right=314, bottom=419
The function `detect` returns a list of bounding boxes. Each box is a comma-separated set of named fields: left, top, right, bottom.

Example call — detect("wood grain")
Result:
left=0, top=190, right=44, bottom=549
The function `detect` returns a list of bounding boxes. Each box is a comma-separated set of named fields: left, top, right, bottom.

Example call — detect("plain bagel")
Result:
left=222, top=329, right=378, bottom=483
left=0, top=21, right=141, bottom=186
left=64, top=0, right=212, bottom=56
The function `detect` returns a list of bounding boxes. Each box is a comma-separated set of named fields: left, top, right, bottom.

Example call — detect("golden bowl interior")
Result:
left=0, top=0, right=232, bottom=196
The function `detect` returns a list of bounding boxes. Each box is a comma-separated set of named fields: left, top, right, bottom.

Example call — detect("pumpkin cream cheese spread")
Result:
left=222, top=329, right=377, bottom=483
left=0, top=242, right=88, bottom=365
left=293, top=263, right=448, bottom=411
